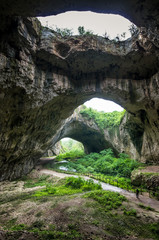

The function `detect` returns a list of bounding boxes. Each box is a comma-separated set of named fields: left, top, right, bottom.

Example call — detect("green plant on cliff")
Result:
left=53, top=26, right=73, bottom=37
left=80, top=105, right=126, bottom=130
left=78, top=26, right=94, bottom=36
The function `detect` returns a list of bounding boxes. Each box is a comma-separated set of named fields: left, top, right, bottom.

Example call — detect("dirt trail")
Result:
left=40, top=169, right=159, bottom=213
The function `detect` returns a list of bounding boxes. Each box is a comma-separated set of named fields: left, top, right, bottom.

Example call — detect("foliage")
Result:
left=53, top=26, right=73, bottom=37
left=33, top=177, right=101, bottom=198
left=84, top=190, right=126, bottom=211
left=57, top=148, right=140, bottom=178
left=128, top=24, right=138, bottom=36
left=80, top=105, right=126, bottom=130
left=86, top=173, right=134, bottom=191
left=65, top=177, right=102, bottom=191
left=138, top=204, right=155, bottom=211
left=60, top=138, right=84, bottom=154
left=24, top=174, right=50, bottom=188
left=124, top=208, right=137, bottom=216
left=78, top=26, right=94, bottom=36
left=56, top=149, right=85, bottom=161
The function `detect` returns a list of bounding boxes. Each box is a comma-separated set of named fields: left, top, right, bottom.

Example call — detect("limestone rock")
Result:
left=131, top=166, right=159, bottom=190
left=0, top=14, right=159, bottom=180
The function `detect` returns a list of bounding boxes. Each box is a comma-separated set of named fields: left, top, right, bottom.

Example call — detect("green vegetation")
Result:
left=85, top=173, right=134, bottom=191
left=52, top=26, right=73, bottom=37
left=78, top=26, right=93, bottom=36
left=33, top=177, right=101, bottom=198
left=56, top=149, right=85, bottom=161
left=56, top=138, right=85, bottom=161
left=47, top=148, right=142, bottom=192
left=124, top=208, right=137, bottom=216
left=83, top=190, right=126, bottom=211
left=1, top=173, right=159, bottom=240
left=138, top=204, right=155, bottom=211
left=80, top=105, right=126, bottom=130
left=65, top=176, right=101, bottom=191
left=53, top=149, right=140, bottom=178
left=60, top=138, right=84, bottom=153
left=23, top=174, right=50, bottom=188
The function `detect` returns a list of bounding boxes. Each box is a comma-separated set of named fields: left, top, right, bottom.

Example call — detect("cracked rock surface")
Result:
left=0, top=14, right=159, bottom=180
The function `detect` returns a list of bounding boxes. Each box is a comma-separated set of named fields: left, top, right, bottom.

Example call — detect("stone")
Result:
left=51, top=107, right=140, bottom=160
left=0, top=2, right=159, bottom=179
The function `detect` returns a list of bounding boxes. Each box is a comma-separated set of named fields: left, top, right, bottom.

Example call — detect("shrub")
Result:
left=80, top=106, right=126, bottom=130
left=65, top=177, right=102, bottom=191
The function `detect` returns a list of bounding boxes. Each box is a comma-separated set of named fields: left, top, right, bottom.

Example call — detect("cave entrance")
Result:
left=60, top=138, right=85, bottom=155
left=38, top=11, right=137, bottom=40
left=51, top=98, right=125, bottom=157
left=84, top=97, right=124, bottom=112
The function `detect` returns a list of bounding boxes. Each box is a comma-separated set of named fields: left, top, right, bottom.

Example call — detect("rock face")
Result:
left=131, top=166, right=159, bottom=191
left=0, top=1, right=159, bottom=180
left=52, top=108, right=140, bottom=160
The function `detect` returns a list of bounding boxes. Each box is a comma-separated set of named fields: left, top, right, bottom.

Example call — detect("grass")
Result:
left=32, top=177, right=102, bottom=198
left=83, top=190, right=127, bottom=211
left=123, top=208, right=137, bottom=216
left=138, top=203, right=155, bottom=211
left=23, top=174, right=51, bottom=188
left=1, top=173, right=159, bottom=240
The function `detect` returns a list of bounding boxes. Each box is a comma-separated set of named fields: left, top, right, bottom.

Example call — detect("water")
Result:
left=59, top=166, right=76, bottom=172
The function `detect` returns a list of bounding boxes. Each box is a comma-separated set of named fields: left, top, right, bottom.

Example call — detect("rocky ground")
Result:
left=0, top=169, right=159, bottom=240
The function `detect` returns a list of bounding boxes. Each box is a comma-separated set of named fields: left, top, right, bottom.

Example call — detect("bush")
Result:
left=65, top=177, right=102, bottom=191
left=50, top=147, right=141, bottom=183
left=80, top=106, right=126, bottom=130
left=56, top=149, right=85, bottom=161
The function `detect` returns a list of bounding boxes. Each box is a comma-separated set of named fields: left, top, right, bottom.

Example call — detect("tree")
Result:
left=128, top=24, right=138, bottom=36
left=54, top=26, right=73, bottom=37
left=78, top=26, right=93, bottom=36
left=78, top=26, right=85, bottom=35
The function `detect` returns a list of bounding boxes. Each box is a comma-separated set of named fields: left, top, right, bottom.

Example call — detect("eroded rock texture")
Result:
left=0, top=0, right=159, bottom=180
left=51, top=108, right=140, bottom=160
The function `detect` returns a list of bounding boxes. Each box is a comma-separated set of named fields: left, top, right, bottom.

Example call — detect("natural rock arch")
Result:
left=0, top=2, right=159, bottom=180
left=50, top=107, right=140, bottom=160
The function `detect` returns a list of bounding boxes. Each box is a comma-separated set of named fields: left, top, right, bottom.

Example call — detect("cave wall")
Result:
left=0, top=1, right=159, bottom=180
left=50, top=109, right=140, bottom=160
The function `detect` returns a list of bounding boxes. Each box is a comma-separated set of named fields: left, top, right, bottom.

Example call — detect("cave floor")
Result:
left=0, top=169, right=159, bottom=240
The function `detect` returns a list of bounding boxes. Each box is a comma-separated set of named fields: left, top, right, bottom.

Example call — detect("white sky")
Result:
left=38, top=12, right=126, bottom=112
left=84, top=98, right=123, bottom=112
left=38, top=11, right=132, bottom=39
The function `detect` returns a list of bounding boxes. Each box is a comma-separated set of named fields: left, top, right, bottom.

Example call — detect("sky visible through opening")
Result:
left=38, top=11, right=126, bottom=113
left=84, top=98, right=123, bottom=112
left=38, top=11, right=133, bottom=39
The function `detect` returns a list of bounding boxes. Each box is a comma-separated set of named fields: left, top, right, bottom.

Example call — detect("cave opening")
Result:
left=38, top=11, right=137, bottom=40
left=48, top=98, right=125, bottom=158
left=84, top=97, right=124, bottom=112
left=60, top=138, right=85, bottom=154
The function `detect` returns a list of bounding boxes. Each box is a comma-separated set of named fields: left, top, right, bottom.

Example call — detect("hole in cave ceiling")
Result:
left=38, top=11, right=137, bottom=40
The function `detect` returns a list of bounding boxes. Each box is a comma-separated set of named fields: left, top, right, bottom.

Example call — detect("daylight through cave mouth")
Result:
left=38, top=11, right=137, bottom=40
left=61, top=138, right=84, bottom=153
left=50, top=99, right=125, bottom=158
left=83, top=98, right=124, bottom=112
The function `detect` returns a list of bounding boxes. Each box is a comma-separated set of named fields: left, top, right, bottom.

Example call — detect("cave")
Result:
left=0, top=1, right=159, bottom=180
